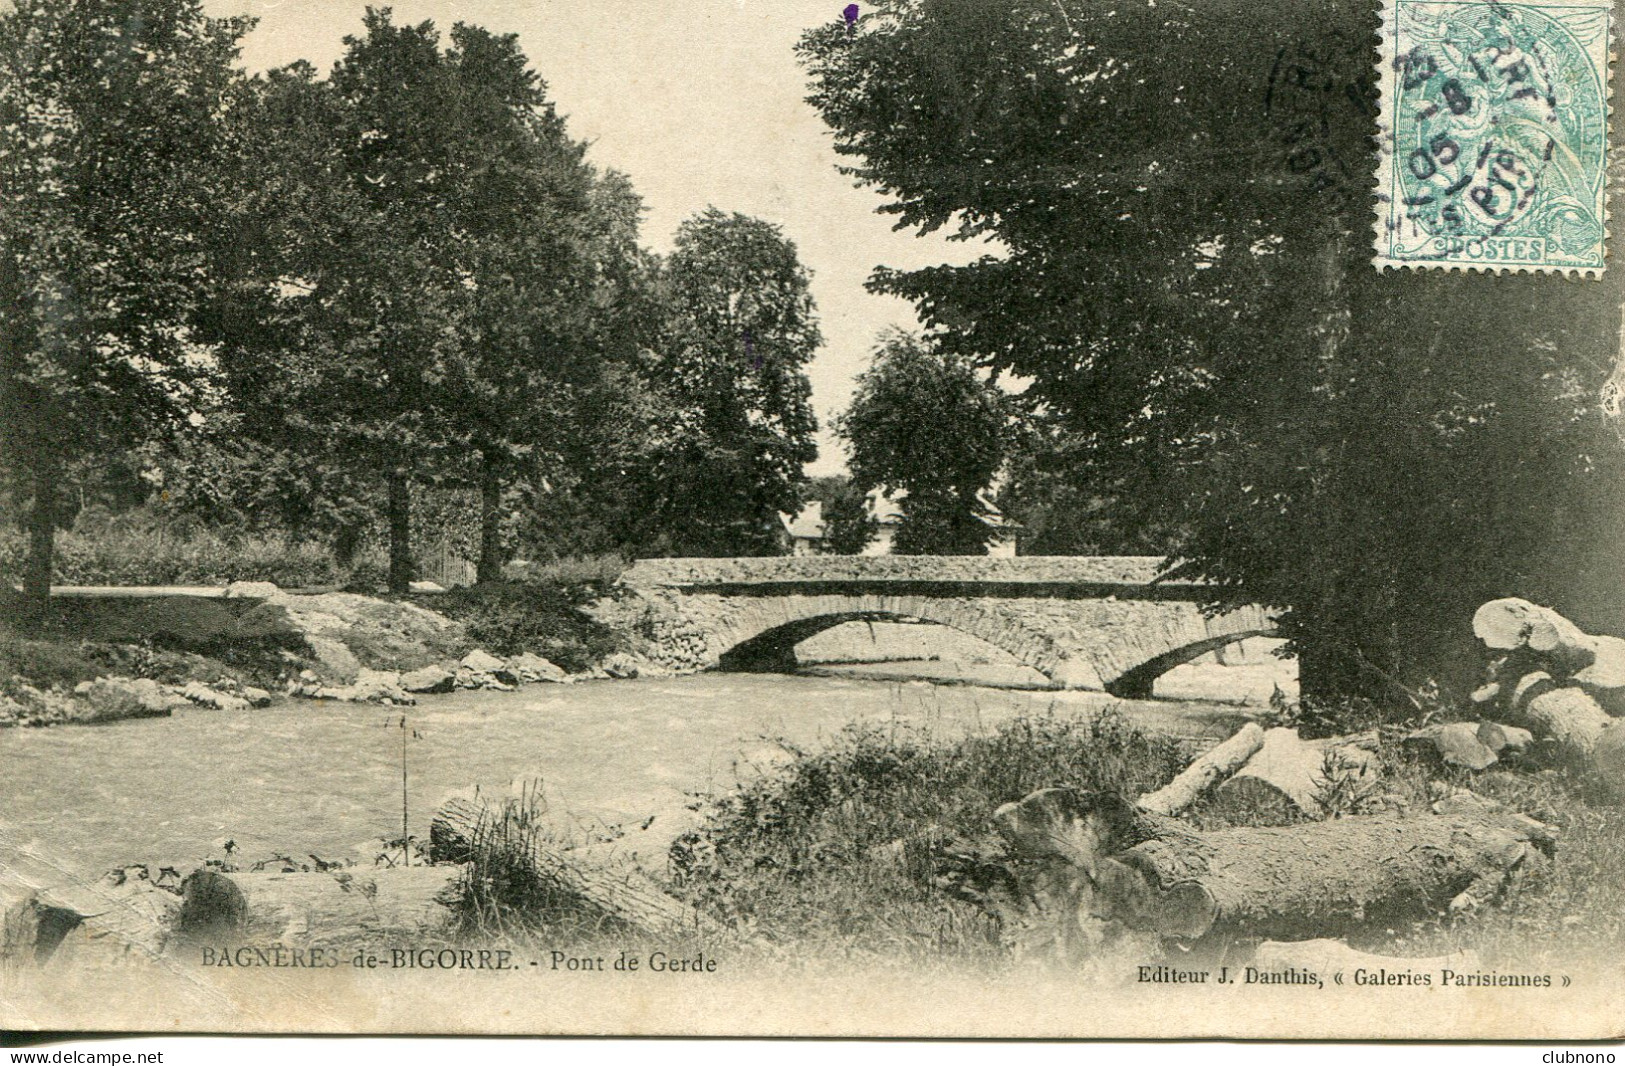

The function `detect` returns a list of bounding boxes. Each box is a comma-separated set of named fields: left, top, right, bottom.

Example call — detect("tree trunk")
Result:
left=21, top=451, right=59, bottom=614
left=1475, top=598, right=1625, bottom=713
left=1293, top=636, right=1371, bottom=705
left=432, top=793, right=733, bottom=941
left=1509, top=672, right=1613, bottom=757
left=4, top=875, right=180, bottom=969
left=386, top=469, right=413, bottom=594
left=993, top=788, right=1554, bottom=942
left=333, top=523, right=364, bottom=569
left=175, top=866, right=462, bottom=947
left=476, top=448, right=504, bottom=585
left=1138, top=723, right=1266, bottom=817
left=2, top=831, right=177, bottom=970
left=1211, top=727, right=1376, bottom=819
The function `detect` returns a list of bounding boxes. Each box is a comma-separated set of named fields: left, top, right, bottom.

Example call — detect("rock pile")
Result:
left=0, top=676, right=272, bottom=727
left=279, top=647, right=659, bottom=704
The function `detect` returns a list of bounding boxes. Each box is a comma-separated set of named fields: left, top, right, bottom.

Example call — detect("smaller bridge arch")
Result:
left=712, top=596, right=1072, bottom=680
left=611, top=556, right=1280, bottom=695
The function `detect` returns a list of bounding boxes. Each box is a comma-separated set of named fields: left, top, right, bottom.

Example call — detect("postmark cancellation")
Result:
left=1375, top=0, right=1612, bottom=274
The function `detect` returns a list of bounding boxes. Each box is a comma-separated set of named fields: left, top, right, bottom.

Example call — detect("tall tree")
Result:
left=207, top=11, right=474, bottom=593
left=0, top=0, right=250, bottom=609
left=642, top=209, right=822, bottom=557
left=193, top=60, right=382, bottom=565
left=838, top=330, right=1008, bottom=555
left=435, top=23, right=603, bottom=584
left=801, top=0, right=1624, bottom=697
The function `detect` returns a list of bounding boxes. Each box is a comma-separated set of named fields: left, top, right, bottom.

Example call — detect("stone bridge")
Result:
left=610, top=556, right=1278, bottom=696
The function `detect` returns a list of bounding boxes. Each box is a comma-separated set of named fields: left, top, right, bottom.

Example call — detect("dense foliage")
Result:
left=634, top=210, right=823, bottom=557
left=1, top=2, right=823, bottom=603
left=838, top=331, right=1008, bottom=555
left=0, top=0, right=252, bottom=603
left=805, top=475, right=876, bottom=555
left=800, top=0, right=1625, bottom=696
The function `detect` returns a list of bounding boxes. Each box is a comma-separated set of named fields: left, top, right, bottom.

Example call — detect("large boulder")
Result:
left=239, top=685, right=274, bottom=708
left=71, top=678, right=184, bottom=723
left=401, top=665, right=457, bottom=695
left=350, top=669, right=413, bottom=705
left=231, top=590, right=469, bottom=685
left=0, top=681, right=182, bottom=727
left=455, top=649, right=519, bottom=690
left=602, top=652, right=643, bottom=680
left=508, top=653, right=566, bottom=683
left=179, top=682, right=251, bottom=713
left=306, top=668, right=416, bottom=705
left=460, top=649, right=505, bottom=673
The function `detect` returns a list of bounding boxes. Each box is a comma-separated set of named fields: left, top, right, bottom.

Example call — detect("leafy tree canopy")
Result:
left=635, top=208, right=823, bottom=557
left=0, top=0, right=252, bottom=601
left=839, top=330, right=1008, bottom=555
left=801, top=0, right=1625, bottom=696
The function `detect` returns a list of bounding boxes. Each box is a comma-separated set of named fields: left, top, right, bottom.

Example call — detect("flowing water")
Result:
left=0, top=668, right=1269, bottom=880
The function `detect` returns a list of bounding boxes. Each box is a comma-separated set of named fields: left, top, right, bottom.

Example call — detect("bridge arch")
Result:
left=608, top=556, right=1279, bottom=695
left=701, top=593, right=1073, bottom=682
left=1103, top=625, right=1280, bottom=698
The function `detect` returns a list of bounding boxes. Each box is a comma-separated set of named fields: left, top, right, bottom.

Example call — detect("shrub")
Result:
left=0, top=636, right=102, bottom=690
left=0, top=524, right=382, bottom=588
left=503, top=555, right=628, bottom=587
left=420, top=580, right=626, bottom=672
left=449, top=782, right=655, bottom=945
left=665, top=711, right=1189, bottom=962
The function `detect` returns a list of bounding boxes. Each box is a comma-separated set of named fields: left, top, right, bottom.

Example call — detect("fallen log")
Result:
left=1509, top=672, right=1614, bottom=759
left=1138, top=723, right=1265, bottom=817
left=1212, top=728, right=1376, bottom=818
left=1475, top=599, right=1625, bottom=713
left=175, top=865, right=463, bottom=946
left=3, top=866, right=179, bottom=968
left=432, top=792, right=731, bottom=941
left=994, top=787, right=1555, bottom=942
left=1251, top=937, right=1481, bottom=974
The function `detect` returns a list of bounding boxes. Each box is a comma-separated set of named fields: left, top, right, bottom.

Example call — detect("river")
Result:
left=0, top=667, right=1272, bottom=880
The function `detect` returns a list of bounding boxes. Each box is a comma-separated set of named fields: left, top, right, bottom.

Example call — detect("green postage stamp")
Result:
left=1375, top=0, right=1612, bottom=273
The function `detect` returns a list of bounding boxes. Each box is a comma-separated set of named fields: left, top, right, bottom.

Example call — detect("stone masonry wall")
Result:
left=606, top=583, right=1275, bottom=692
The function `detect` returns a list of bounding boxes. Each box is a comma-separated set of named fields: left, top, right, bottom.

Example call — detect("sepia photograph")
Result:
left=0, top=0, right=1621, bottom=1041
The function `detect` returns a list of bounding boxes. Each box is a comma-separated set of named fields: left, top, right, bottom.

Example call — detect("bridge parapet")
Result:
left=621, top=555, right=1187, bottom=589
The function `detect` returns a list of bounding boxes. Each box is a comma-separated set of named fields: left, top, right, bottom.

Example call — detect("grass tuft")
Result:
left=665, top=711, right=1190, bottom=964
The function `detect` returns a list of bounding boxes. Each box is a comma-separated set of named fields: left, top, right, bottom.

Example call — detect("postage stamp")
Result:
left=1375, top=0, right=1613, bottom=273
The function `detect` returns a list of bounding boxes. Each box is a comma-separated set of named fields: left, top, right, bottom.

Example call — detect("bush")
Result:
left=663, top=710, right=1625, bottom=972
left=665, top=711, right=1189, bottom=962
left=421, top=579, right=626, bottom=672
left=0, top=636, right=103, bottom=690
left=503, top=555, right=628, bottom=587
left=0, top=523, right=382, bottom=588
left=450, top=782, right=658, bottom=945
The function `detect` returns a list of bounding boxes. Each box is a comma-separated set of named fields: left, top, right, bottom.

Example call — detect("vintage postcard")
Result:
left=2, top=0, right=1623, bottom=1042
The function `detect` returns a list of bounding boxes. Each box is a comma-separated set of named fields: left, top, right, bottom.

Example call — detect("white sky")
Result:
left=204, top=0, right=989, bottom=475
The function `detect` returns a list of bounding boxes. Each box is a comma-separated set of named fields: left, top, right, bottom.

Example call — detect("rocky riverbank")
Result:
left=0, top=582, right=666, bottom=727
